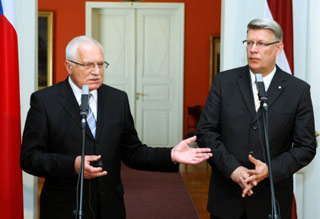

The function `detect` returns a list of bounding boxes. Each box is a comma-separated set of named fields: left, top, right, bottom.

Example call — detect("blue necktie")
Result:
left=87, top=97, right=96, bottom=138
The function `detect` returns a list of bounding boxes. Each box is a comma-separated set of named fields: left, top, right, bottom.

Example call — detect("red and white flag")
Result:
left=265, top=0, right=294, bottom=74
left=265, top=1, right=297, bottom=218
left=0, top=0, right=24, bottom=218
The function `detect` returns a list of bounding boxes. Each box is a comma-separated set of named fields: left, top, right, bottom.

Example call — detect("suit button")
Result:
left=253, top=126, right=257, bottom=130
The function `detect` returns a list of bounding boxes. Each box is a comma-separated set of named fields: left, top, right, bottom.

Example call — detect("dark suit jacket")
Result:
left=21, top=79, right=178, bottom=219
left=196, top=65, right=316, bottom=219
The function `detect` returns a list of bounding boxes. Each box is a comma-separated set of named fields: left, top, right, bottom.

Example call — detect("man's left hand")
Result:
left=171, top=136, right=212, bottom=164
left=244, top=154, right=269, bottom=190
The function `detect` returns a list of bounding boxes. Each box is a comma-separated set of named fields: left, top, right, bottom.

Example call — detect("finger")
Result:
left=92, top=171, right=108, bottom=178
left=197, top=154, right=212, bottom=160
left=250, top=181, right=257, bottom=187
left=189, top=156, right=208, bottom=164
left=239, top=178, right=246, bottom=189
left=194, top=148, right=212, bottom=153
left=90, top=166, right=104, bottom=173
left=248, top=154, right=259, bottom=165
left=192, top=153, right=212, bottom=163
left=242, top=184, right=253, bottom=197
left=87, top=155, right=102, bottom=161
left=245, top=175, right=257, bottom=184
left=84, top=161, right=103, bottom=171
left=245, top=175, right=258, bottom=186
left=247, top=169, right=259, bottom=175
left=183, top=135, right=197, bottom=145
left=194, top=152, right=213, bottom=158
left=246, top=189, right=254, bottom=197
left=84, top=171, right=107, bottom=179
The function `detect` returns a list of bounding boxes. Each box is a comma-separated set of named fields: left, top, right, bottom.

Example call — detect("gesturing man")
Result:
left=21, top=35, right=212, bottom=219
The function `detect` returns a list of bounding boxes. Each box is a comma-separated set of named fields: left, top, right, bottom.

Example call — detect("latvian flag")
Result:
left=265, top=1, right=296, bottom=218
left=0, top=0, right=24, bottom=218
left=265, top=0, right=294, bottom=74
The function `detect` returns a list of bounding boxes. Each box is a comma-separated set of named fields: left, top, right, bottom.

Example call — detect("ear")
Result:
left=65, top=61, right=72, bottom=75
left=276, top=42, right=284, bottom=56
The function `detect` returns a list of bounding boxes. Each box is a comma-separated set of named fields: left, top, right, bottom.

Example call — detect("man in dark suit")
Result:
left=196, top=18, right=316, bottom=219
left=20, top=36, right=212, bottom=219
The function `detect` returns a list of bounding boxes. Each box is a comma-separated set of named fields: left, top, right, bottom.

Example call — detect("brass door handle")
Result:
left=136, top=92, right=147, bottom=100
left=136, top=92, right=146, bottom=96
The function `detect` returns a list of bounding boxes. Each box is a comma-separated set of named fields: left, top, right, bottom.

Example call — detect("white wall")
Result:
left=221, top=0, right=265, bottom=71
left=300, top=0, right=320, bottom=217
left=15, top=0, right=38, bottom=218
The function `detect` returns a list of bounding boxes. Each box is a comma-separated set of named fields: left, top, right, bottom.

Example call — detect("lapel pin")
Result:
left=278, top=86, right=282, bottom=90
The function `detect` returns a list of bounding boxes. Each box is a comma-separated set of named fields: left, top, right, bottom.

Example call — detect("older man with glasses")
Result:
left=21, top=35, right=213, bottom=219
left=196, top=18, right=316, bottom=219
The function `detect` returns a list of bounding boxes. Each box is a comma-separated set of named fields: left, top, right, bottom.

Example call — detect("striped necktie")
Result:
left=87, top=95, right=96, bottom=138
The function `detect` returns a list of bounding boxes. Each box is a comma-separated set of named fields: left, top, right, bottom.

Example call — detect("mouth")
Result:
left=249, top=57, right=260, bottom=62
left=88, top=76, right=101, bottom=83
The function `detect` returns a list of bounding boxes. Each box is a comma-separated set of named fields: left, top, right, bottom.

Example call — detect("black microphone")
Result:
left=80, top=85, right=89, bottom=121
left=255, top=74, right=268, bottom=110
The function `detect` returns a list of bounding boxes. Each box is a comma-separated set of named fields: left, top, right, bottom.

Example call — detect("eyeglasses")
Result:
left=242, top=40, right=280, bottom=49
left=68, top=60, right=110, bottom=70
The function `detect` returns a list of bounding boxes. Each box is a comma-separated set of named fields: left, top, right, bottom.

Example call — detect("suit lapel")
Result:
left=58, top=79, right=94, bottom=140
left=58, top=79, right=81, bottom=126
left=95, top=85, right=111, bottom=141
left=236, top=66, right=256, bottom=119
left=266, top=68, right=287, bottom=109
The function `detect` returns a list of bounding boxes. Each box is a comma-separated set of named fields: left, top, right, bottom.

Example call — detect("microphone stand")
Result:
left=260, top=102, right=279, bottom=219
left=77, top=114, right=87, bottom=219
left=75, top=85, right=89, bottom=219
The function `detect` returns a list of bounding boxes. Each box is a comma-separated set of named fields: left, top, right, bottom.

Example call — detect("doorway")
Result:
left=86, top=2, right=185, bottom=147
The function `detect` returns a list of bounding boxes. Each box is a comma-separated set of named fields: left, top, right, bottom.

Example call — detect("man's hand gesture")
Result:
left=171, top=136, right=213, bottom=164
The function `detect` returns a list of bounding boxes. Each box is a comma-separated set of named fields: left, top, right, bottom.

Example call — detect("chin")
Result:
left=248, top=64, right=260, bottom=73
left=89, top=84, right=101, bottom=91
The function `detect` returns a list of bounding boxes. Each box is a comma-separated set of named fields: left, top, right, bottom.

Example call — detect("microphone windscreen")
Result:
left=82, top=85, right=89, bottom=95
left=255, top=74, right=263, bottom=83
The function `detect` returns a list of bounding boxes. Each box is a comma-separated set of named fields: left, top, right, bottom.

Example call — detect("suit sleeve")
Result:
left=196, top=74, right=241, bottom=178
left=270, top=85, right=316, bottom=183
left=20, top=93, right=77, bottom=179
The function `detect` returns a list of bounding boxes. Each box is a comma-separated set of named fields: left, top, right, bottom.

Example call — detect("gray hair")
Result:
left=247, top=18, right=283, bottom=42
left=65, top=35, right=104, bottom=60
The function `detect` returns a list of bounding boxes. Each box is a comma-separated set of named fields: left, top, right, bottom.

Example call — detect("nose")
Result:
left=91, top=64, right=101, bottom=74
left=249, top=43, right=259, bottom=52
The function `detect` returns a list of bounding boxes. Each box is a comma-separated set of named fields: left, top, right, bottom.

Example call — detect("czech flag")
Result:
left=0, top=0, right=24, bottom=218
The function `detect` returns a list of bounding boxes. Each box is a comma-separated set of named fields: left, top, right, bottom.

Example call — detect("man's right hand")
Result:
left=74, top=155, right=107, bottom=179
left=230, top=166, right=257, bottom=198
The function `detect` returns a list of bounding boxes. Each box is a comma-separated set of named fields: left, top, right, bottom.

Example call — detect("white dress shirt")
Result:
left=250, top=66, right=276, bottom=111
left=250, top=66, right=276, bottom=92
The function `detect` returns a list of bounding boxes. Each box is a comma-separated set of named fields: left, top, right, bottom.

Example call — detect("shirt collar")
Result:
left=250, top=66, right=276, bottom=90
left=68, top=77, right=98, bottom=105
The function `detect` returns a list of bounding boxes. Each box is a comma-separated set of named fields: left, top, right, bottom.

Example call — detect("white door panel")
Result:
left=135, top=8, right=180, bottom=147
left=86, top=2, right=184, bottom=147
left=91, top=7, right=136, bottom=114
